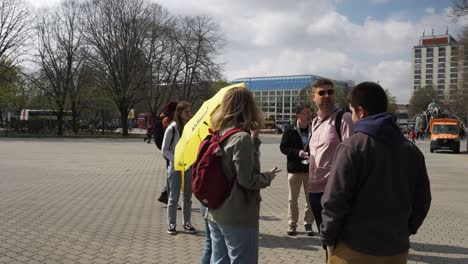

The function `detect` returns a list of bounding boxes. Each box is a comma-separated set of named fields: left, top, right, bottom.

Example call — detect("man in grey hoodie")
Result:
left=320, top=82, right=431, bottom=264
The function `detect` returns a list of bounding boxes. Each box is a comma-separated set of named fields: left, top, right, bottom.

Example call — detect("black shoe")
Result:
left=157, top=195, right=168, bottom=205
left=177, top=204, right=182, bottom=210
left=183, top=223, right=197, bottom=234
left=305, top=224, right=314, bottom=236
left=167, top=224, right=177, bottom=235
left=287, top=225, right=297, bottom=236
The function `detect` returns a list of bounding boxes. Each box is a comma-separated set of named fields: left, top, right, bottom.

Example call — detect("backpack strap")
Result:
left=334, top=109, right=344, bottom=142
left=219, top=128, right=245, bottom=142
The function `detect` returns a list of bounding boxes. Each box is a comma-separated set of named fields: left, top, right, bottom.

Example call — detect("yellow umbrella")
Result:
left=174, top=83, right=245, bottom=174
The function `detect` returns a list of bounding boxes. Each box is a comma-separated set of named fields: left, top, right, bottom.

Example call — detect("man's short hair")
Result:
left=348, top=82, right=388, bottom=116
left=295, top=104, right=312, bottom=115
left=312, top=78, right=334, bottom=89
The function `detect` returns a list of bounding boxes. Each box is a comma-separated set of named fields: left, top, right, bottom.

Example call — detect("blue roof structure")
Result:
left=231, top=75, right=349, bottom=91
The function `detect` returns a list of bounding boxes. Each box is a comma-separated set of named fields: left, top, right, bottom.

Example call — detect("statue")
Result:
left=425, top=99, right=439, bottom=119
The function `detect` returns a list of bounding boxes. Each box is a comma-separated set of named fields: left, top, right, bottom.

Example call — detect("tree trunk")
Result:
left=101, top=108, right=105, bottom=136
left=71, top=101, right=78, bottom=134
left=57, top=111, right=64, bottom=136
left=120, top=108, right=129, bottom=136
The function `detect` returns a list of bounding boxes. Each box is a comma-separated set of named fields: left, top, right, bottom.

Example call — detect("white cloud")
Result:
left=24, top=0, right=459, bottom=103
left=369, top=0, right=389, bottom=5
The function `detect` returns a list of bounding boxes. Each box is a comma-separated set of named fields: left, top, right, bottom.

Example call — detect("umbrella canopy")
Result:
left=174, top=83, right=245, bottom=172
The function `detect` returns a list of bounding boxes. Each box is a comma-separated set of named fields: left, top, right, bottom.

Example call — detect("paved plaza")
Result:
left=0, top=136, right=467, bottom=264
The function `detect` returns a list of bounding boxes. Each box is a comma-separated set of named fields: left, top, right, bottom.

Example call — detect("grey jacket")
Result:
left=205, top=130, right=274, bottom=227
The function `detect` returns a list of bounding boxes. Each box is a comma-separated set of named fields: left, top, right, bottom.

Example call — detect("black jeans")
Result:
left=308, top=192, right=324, bottom=232
left=309, top=192, right=327, bottom=262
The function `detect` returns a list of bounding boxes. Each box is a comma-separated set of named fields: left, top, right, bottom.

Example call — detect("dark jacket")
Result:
left=279, top=121, right=310, bottom=173
left=320, top=112, right=431, bottom=256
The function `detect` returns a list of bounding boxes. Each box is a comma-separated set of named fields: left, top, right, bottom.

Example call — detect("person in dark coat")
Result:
left=280, top=105, right=314, bottom=236
left=320, top=82, right=431, bottom=264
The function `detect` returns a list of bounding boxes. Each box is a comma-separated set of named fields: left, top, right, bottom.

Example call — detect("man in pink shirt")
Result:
left=307, top=78, right=354, bottom=255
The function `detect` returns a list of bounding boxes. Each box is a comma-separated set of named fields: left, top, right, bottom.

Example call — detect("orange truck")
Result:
left=429, top=118, right=461, bottom=153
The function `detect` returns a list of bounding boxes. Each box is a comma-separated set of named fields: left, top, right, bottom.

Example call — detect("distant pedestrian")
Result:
left=410, top=130, right=416, bottom=143
left=320, top=82, right=431, bottom=264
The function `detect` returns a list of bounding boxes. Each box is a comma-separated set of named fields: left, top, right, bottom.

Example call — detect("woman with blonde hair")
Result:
left=204, top=87, right=281, bottom=264
left=162, top=101, right=196, bottom=235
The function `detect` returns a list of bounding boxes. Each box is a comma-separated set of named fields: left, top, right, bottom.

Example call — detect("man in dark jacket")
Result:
left=280, top=105, right=314, bottom=236
left=320, top=82, right=431, bottom=263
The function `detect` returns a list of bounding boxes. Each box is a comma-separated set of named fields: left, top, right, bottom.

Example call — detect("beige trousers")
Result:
left=288, top=172, right=314, bottom=226
left=328, top=242, right=409, bottom=264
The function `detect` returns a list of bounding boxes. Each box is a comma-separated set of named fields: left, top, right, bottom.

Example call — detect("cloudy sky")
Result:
left=26, top=0, right=467, bottom=103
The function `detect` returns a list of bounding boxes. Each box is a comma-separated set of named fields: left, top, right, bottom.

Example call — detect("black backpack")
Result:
left=153, top=116, right=165, bottom=150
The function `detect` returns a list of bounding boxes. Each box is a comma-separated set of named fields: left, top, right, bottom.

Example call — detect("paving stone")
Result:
left=0, top=137, right=467, bottom=263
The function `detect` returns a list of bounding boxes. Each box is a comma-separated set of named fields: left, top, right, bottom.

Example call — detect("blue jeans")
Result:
left=200, top=205, right=211, bottom=264
left=167, top=165, right=192, bottom=226
left=208, top=220, right=259, bottom=264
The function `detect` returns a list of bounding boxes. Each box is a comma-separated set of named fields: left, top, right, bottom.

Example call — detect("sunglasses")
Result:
left=316, top=89, right=335, bottom=96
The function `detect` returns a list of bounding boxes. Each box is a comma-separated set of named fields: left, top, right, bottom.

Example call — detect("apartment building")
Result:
left=411, top=32, right=461, bottom=101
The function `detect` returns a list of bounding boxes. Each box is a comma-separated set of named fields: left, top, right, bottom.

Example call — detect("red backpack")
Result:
left=192, top=128, right=244, bottom=209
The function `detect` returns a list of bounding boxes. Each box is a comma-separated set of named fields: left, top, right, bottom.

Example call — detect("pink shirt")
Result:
left=308, top=109, right=354, bottom=193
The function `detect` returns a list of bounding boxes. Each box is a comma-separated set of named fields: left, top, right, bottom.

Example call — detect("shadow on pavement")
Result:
left=259, top=233, right=322, bottom=251
left=259, top=215, right=281, bottom=221
left=409, top=242, right=468, bottom=263
left=409, top=254, right=468, bottom=264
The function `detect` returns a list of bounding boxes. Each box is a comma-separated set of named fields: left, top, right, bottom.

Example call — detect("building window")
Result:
left=262, top=91, right=268, bottom=96
left=450, top=79, right=458, bottom=84
left=439, top=47, right=446, bottom=57
left=426, top=74, right=433, bottom=79
left=426, top=58, right=433, bottom=63
left=426, top=79, right=433, bottom=85
left=414, top=75, right=421, bottom=80
left=438, top=74, right=445, bottom=78
left=450, top=73, right=458, bottom=79
left=284, top=90, right=291, bottom=95
left=426, top=64, right=433, bottom=69
left=414, top=85, right=421, bottom=90
left=414, top=58, right=421, bottom=63
left=451, top=67, right=458, bottom=73
left=438, top=79, right=445, bottom=84
left=438, top=63, right=445, bottom=68
left=438, top=68, right=445, bottom=73
left=414, top=80, right=421, bottom=84
left=439, top=58, right=446, bottom=62
left=414, top=69, right=421, bottom=75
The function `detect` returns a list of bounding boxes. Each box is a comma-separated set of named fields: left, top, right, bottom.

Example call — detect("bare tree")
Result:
left=35, top=0, right=86, bottom=135
left=451, top=0, right=468, bottom=18
left=0, top=0, right=32, bottom=81
left=172, top=15, right=224, bottom=104
left=142, top=4, right=176, bottom=118
left=81, top=0, right=153, bottom=136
